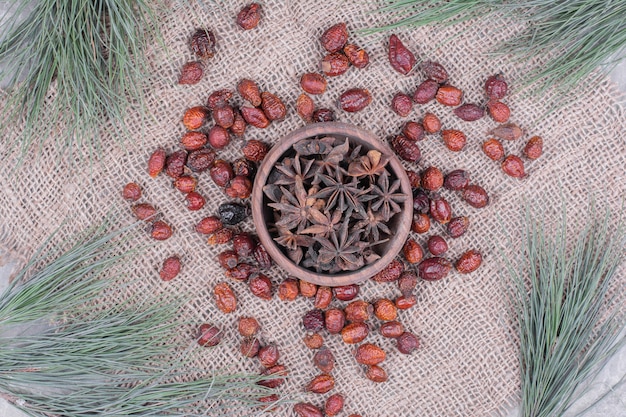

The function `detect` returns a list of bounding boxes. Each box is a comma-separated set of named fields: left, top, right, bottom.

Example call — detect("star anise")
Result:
left=312, top=165, right=370, bottom=216
left=314, top=138, right=350, bottom=176
left=293, top=136, right=335, bottom=156
left=370, top=171, right=407, bottom=221
left=274, top=225, right=316, bottom=250
left=300, top=208, right=343, bottom=237
left=268, top=177, right=316, bottom=232
left=273, top=154, right=317, bottom=186
left=353, top=206, right=392, bottom=242
left=348, top=149, right=391, bottom=181
left=315, top=220, right=365, bottom=272
left=302, top=245, right=332, bottom=272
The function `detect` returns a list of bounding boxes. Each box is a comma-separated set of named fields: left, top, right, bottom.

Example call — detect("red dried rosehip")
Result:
left=148, top=148, right=166, bottom=178
left=151, top=221, right=172, bottom=240
left=421, top=166, right=444, bottom=191
left=418, top=257, right=452, bottom=281
left=343, top=43, right=369, bottom=68
left=197, top=323, right=221, bottom=346
left=333, top=284, right=359, bottom=301
left=196, top=216, right=222, bottom=234
left=447, top=216, right=470, bottom=238
left=320, top=23, right=348, bottom=53
left=210, top=160, right=234, bottom=187
left=122, top=182, right=141, bottom=201
left=523, top=136, right=543, bottom=160
left=185, top=191, right=205, bottom=210
left=402, top=121, right=425, bottom=141
left=300, top=73, right=327, bottom=95
left=501, top=155, right=526, bottom=178
left=427, top=235, right=448, bottom=256
left=413, top=79, right=439, bottom=104
left=429, top=195, right=452, bottom=224
left=391, top=92, right=413, bottom=117
left=485, top=74, right=508, bottom=100
left=462, top=184, right=489, bottom=208
left=482, top=138, right=505, bottom=161
left=456, top=249, right=483, bottom=273
left=388, top=34, right=416, bottom=75
left=159, top=256, right=181, bottom=281
left=133, top=203, right=157, bottom=221
left=236, top=3, right=262, bottom=30
left=249, top=274, right=272, bottom=300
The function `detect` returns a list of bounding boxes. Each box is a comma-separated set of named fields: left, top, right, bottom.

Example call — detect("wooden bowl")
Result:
left=251, top=122, right=413, bottom=286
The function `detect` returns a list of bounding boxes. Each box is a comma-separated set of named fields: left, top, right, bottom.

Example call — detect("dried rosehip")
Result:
left=454, top=103, right=485, bottom=121
left=325, top=308, right=346, bottom=334
left=197, top=323, right=221, bottom=346
left=421, top=61, right=448, bottom=83
left=261, top=91, right=286, bottom=121
left=253, top=243, right=272, bottom=268
left=427, top=235, right=448, bottom=256
left=238, top=316, right=260, bottom=337
left=406, top=170, right=421, bottom=188
left=339, top=88, right=372, bottom=112
left=296, top=93, right=315, bottom=122
left=374, top=299, right=397, bottom=321
left=183, top=106, right=209, bottom=130
left=300, top=73, right=327, bottom=95
left=217, top=250, right=239, bottom=269
left=196, top=216, right=222, bottom=235
left=456, top=249, right=482, bottom=273
left=187, top=148, right=216, bottom=172
left=402, top=121, right=425, bottom=142
left=333, top=284, right=359, bottom=301
left=241, top=104, right=270, bottom=128
left=207, top=90, right=233, bottom=109
left=321, top=23, right=348, bottom=53
left=524, top=136, right=543, bottom=160
left=403, top=239, right=423, bottom=264
left=343, top=43, right=369, bottom=68
left=237, top=79, right=261, bottom=107
left=413, top=189, right=430, bottom=213
left=372, top=259, right=404, bottom=282
left=345, top=300, right=373, bottom=322
left=293, top=403, right=323, bottom=417
left=418, top=257, right=452, bottom=281
left=178, top=61, right=204, bottom=85
left=190, top=29, right=216, bottom=59
left=313, top=108, right=335, bottom=122
left=232, top=158, right=256, bottom=178
left=314, top=348, right=335, bottom=372
left=341, top=322, right=369, bottom=344
left=436, top=85, right=463, bottom=107
left=225, top=175, right=252, bottom=199
left=208, top=125, right=231, bottom=150
left=429, top=195, right=452, bottom=224
left=299, top=279, right=318, bottom=298
left=325, top=394, right=345, bottom=416
left=485, top=74, right=508, bottom=100
left=230, top=109, right=247, bottom=136
left=242, top=139, right=269, bottom=162
left=482, top=138, right=505, bottom=161
left=395, top=294, right=417, bottom=310
left=226, top=263, right=258, bottom=281
left=165, top=150, right=187, bottom=179
left=236, top=3, right=261, bottom=30
left=314, top=286, right=332, bottom=309
left=443, top=169, right=470, bottom=191
left=304, top=333, right=324, bottom=349
left=209, top=160, right=233, bottom=187
left=185, top=191, right=205, bottom=210
left=148, top=148, right=166, bottom=178
left=391, top=92, right=413, bottom=117
left=258, top=344, right=279, bottom=368
left=159, top=256, right=181, bottom=281
left=380, top=321, right=405, bottom=338
left=278, top=278, right=299, bottom=301
left=355, top=343, right=386, bottom=365
left=398, top=271, right=418, bottom=297
left=231, top=233, right=255, bottom=257
left=501, top=155, right=526, bottom=178
left=442, top=129, right=467, bottom=152
left=391, top=134, right=421, bottom=162
left=180, top=131, right=207, bottom=151
left=321, top=52, right=350, bottom=77
left=258, top=364, right=287, bottom=388
left=422, top=112, right=442, bottom=133
left=151, top=221, right=172, bottom=240
left=207, top=228, right=234, bottom=245
left=366, top=365, right=388, bottom=383
left=447, top=216, right=470, bottom=238
left=303, top=309, right=325, bottom=332
left=462, top=184, right=489, bottom=208
left=258, top=394, right=279, bottom=406
left=421, top=166, right=444, bottom=191
left=411, top=213, right=431, bottom=234
left=122, top=182, right=141, bottom=201
left=132, top=203, right=156, bottom=221
left=396, top=331, right=419, bottom=354
left=306, top=374, right=335, bottom=394
left=214, top=282, right=237, bottom=313
left=240, top=337, right=261, bottom=357
left=249, top=274, right=272, bottom=300
left=388, top=34, right=416, bottom=75
left=213, top=105, right=235, bottom=129
left=413, top=79, right=439, bottom=104
left=173, top=175, right=197, bottom=193
left=490, top=123, right=523, bottom=141
left=487, top=100, right=510, bottom=123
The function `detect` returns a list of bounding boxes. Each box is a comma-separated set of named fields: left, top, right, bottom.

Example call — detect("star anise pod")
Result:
left=353, top=206, right=392, bottom=242
left=314, top=138, right=350, bottom=176
left=313, top=166, right=370, bottom=216
left=302, top=245, right=332, bottom=272
left=293, top=136, right=336, bottom=156
left=370, top=171, right=407, bottom=221
left=269, top=177, right=316, bottom=232
left=273, top=154, right=318, bottom=187
left=274, top=225, right=316, bottom=250
left=348, top=149, right=391, bottom=181
left=315, top=220, right=365, bottom=272
left=300, top=208, right=344, bottom=237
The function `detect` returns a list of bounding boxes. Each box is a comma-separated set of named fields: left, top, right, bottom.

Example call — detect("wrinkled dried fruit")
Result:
left=487, top=100, right=510, bottom=123
left=296, top=93, right=315, bottom=122
left=436, top=85, right=463, bottom=107
left=418, top=257, right=452, bottom=281
left=196, top=216, right=222, bottom=234
left=178, top=61, right=204, bottom=85
left=462, top=184, right=489, bottom=208
left=258, top=344, right=279, bottom=367
left=230, top=109, right=247, bottom=136
left=321, top=52, right=350, bottom=77
left=501, top=155, right=526, bottom=178
left=165, top=150, right=187, bottom=179
left=333, top=284, right=359, bottom=301
left=524, top=136, right=543, bottom=160
left=190, top=29, right=216, bottom=59
left=209, top=160, right=233, bottom=187
left=456, top=249, right=482, bottom=273
left=395, top=294, right=417, bottom=309
left=402, top=121, right=425, bottom=142
left=207, top=228, right=234, bottom=245
left=442, top=129, right=467, bottom=152
left=249, top=274, right=272, bottom=299
left=380, top=320, right=405, bottom=338
left=443, top=169, right=470, bottom=191
left=421, top=61, right=448, bottom=83
left=242, top=139, right=269, bottom=162
left=237, top=79, right=262, bottom=107
left=343, top=43, right=369, bottom=68
left=219, top=203, right=249, bottom=226
left=406, top=170, right=421, bottom=188
left=173, top=175, right=197, bottom=194
left=214, top=282, right=237, bottom=313
left=217, top=250, right=239, bottom=269
left=429, top=195, right=452, bottom=224
left=185, top=191, right=205, bottom=210
left=411, top=213, right=431, bottom=234
left=303, top=309, right=325, bottom=332
left=187, top=148, right=216, bottom=172
left=355, top=343, right=386, bottom=365
left=454, top=103, right=485, bottom=121
left=345, top=300, right=373, bottom=322
left=300, top=73, right=327, bottom=95
left=388, top=34, right=416, bottom=75
left=341, top=322, right=369, bottom=344
left=278, top=278, right=299, bottom=301
left=313, top=108, right=335, bottom=122
left=293, top=402, right=323, bottom=417
left=372, top=259, right=404, bottom=282
left=366, top=365, right=388, bottom=382
left=207, top=90, right=233, bottom=109
left=233, top=158, right=256, bottom=178
left=321, top=23, right=348, bottom=52
left=398, top=271, right=418, bottom=297
left=413, top=190, right=430, bottom=213
left=490, top=123, right=523, bottom=141
left=258, top=394, right=279, bottom=405
left=374, top=299, right=397, bottom=321
left=213, top=106, right=235, bottom=130
left=485, top=74, right=508, bottom=100
left=183, top=106, right=209, bottom=130
left=159, top=256, right=181, bottom=281
left=180, top=131, right=207, bottom=151
left=132, top=203, right=156, bottom=220
left=391, top=134, right=421, bottom=162
left=225, top=175, right=252, bottom=199
left=421, top=166, right=444, bottom=191
left=240, top=337, right=260, bottom=357
left=403, top=239, right=423, bottom=265
left=339, top=88, right=372, bottom=112
left=236, top=3, right=261, bottom=30
left=299, top=279, right=318, bottom=298
left=314, top=286, right=332, bottom=309
left=258, top=364, right=287, bottom=388
left=238, top=316, right=260, bottom=337
left=413, top=79, right=439, bottom=104
left=226, top=263, right=258, bottom=281
left=396, top=331, right=419, bottom=354
left=122, top=182, right=141, bottom=201
left=482, top=138, right=505, bottom=161
left=254, top=243, right=272, bottom=268
left=233, top=232, right=255, bottom=257
left=197, top=323, right=221, bottom=346
left=261, top=92, right=286, bottom=121
left=241, top=105, right=270, bottom=128
left=447, top=216, right=470, bottom=238
left=325, top=394, right=345, bottom=416
left=148, top=148, right=166, bottom=178
left=422, top=112, right=442, bottom=133
left=391, top=92, right=413, bottom=117
left=325, top=308, right=346, bottom=334
left=427, top=235, right=448, bottom=256
left=304, top=333, right=324, bottom=350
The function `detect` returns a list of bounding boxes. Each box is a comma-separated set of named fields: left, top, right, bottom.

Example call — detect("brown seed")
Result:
left=325, top=308, right=346, bottom=334
left=447, top=216, right=470, bottom=238
left=242, top=139, right=269, bottom=162
left=196, top=216, right=222, bottom=235
left=209, top=160, right=234, bottom=187
left=398, top=271, right=418, bottom=297
left=226, top=263, right=258, bottom=282
left=237, top=79, right=262, bottom=107
left=258, top=364, right=288, bottom=388
left=456, top=249, right=483, bottom=273
left=413, top=79, right=439, bottom=104
left=213, top=105, right=235, bottom=129
left=482, top=138, right=505, bottom=161
left=365, top=365, right=388, bottom=382
left=296, top=93, right=315, bottom=122
left=254, top=244, right=272, bottom=269
left=380, top=321, right=405, bottom=338
left=487, top=100, right=511, bottom=123
left=421, top=60, right=448, bottom=83
left=299, top=279, right=318, bottom=298
left=190, top=28, right=216, bottom=59
left=122, top=182, right=141, bottom=201
left=422, top=112, right=442, bottom=133
left=240, top=337, right=260, bottom=357
left=233, top=232, right=256, bottom=257
left=207, top=90, right=233, bottom=109
left=180, top=131, right=207, bottom=151
left=341, top=322, right=369, bottom=344
left=314, top=286, right=332, bottom=309
left=374, top=299, right=397, bottom=321
left=300, top=73, right=327, bottom=95
left=391, top=134, right=421, bottom=162
left=372, top=259, right=404, bottom=282
left=501, top=155, right=526, bottom=178
left=132, top=203, right=156, bottom=221
left=293, top=403, right=323, bottom=417
left=178, top=61, right=204, bottom=85
left=214, top=282, right=237, bottom=313
left=303, top=309, right=325, bottom=332
left=436, top=85, right=463, bottom=107
left=343, top=43, right=369, bottom=68
left=397, top=331, right=419, bottom=354
left=395, top=295, right=417, bottom=310
left=402, top=121, right=425, bottom=141
left=442, top=129, right=467, bottom=152
left=325, top=394, right=345, bottom=416
left=241, top=104, right=270, bottom=128
left=462, top=184, right=489, bottom=208
left=391, top=92, right=413, bottom=117
left=411, top=213, right=431, bottom=234
left=230, top=109, right=247, bottom=136
left=249, top=274, right=272, bottom=300
left=207, top=228, right=234, bottom=245
left=238, top=316, right=260, bottom=337
left=418, top=257, right=452, bottom=281
left=454, top=103, right=485, bottom=121
left=278, top=278, right=299, bottom=301
left=261, top=91, right=286, bottom=121
left=333, top=284, right=359, bottom=301
left=183, top=106, right=209, bottom=130
left=490, top=123, right=523, bottom=141
left=187, top=148, right=216, bottom=172
left=304, top=333, right=324, bottom=349
left=159, top=256, right=181, bottom=281
left=151, top=221, right=172, bottom=241
left=321, top=52, right=350, bottom=77
left=339, top=88, right=372, bottom=112
left=429, top=195, right=452, bottom=224
left=345, top=300, right=373, bottom=322
left=185, top=191, right=205, bottom=210
left=406, top=169, right=421, bottom=188
left=225, top=175, right=252, bottom=199
left=428, top=235, right=448, bottom=256
left=258, top=344, right=280, bottom=368
left=217, top=250, right=239, bottom=269
left=165, top=150, right=187, bottom=179
left=524, top=136, right=543, bottom=160
left=197, top=323, right=221, bottom=347
left=443, top=169, right=470, bottom=191
left=321, top=22, right=348, bottom=53
left=355, top=343, right=386, bottom=365
left=388, top=34, right=416, bottom=75
left=403, top=239, right=424, bottom=265
left=232, top=158, right=255, bottom=178
left=236, top=3, right=261, bottom=30
left=485, top=74, right=508, bottom=100
left=421, top=166, right=444, bottom=191
left=208, top=125, right=232, bottom=150
left=147, top=147, right=166, bottom=178
left=313, top=108, right=335, bottom=122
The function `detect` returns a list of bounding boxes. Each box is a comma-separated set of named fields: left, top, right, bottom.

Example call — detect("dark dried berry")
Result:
left=242, top=139, right=269, bottom=162
left=314, top=286, right=332, bottom=309
left=207, top=228, right=234, bottom=245
left=190, top=29, right=216, bottom=59
left=151, top=221, right=172, bottom=240
left=501, top=155, right=526, bottom=178
left=421, top=166, right=444, bottom=191
left=391, top=92, right=413, bottom=117
left=178, top=61, right=204, bottom=85
left=444, top=169, right=470, bottom=190
left=395, top=294, right=417, bottom=310
left=372, top=259, right=404, bottom=282
left=254, top=244, right=272, bottom=269
left=341, top=322, right=369, bottom=344
left=380, top=320, right=405, bottom=338
left=429, top=195, right=452, bottom=224
left=396, top=331, right=419, bottom=354
left=160, top=256, right=181, bottom=281
left=406, top=170, right=421, bottom=188
left=436, top=85, right=463, bottom=106
left=456, top=249, right=482, bottom=273
left=447, top=216, right=470, bottom=238
left=185, top=191, right=205, bottom=210
left=303, top=309, right=325, bottom=332
left=490, top=123, right=523, bottom=141
left=325, top=308, right=346, bottom=334
left=165, top=150, right=187, bottom=179
left=442, top=129, right=467, bottom=152
left=225, top=175, right=252, bottom=199
left=321, top=52, right=350, bottom=77
left=524, top=136, right=543, bottom=160
left=238, top=316, right=260, bottom=337
left=345, top=300, right=373, bottom=322
left=183, top=106, right=209, bottom=130
left=278, top=278, right=299, bottom=301
left=237, top=79, right=262, bottom=107
left=233, top=232, right=255, bottom=257
left=258, top=344, right=280, bottom=367
left=454, top=103, right=485, bottom=121
left=333, top=284, right=359, bottom=301
left=413, top=79, right=439, bottom=104
left=482, top=139, right=505, bottom=161
left=249, top=274, right=272, bottom=300
left=187, top=148, right=216, bottom=172
left=207, top=90, right=233, bottom=110
left=339, top=88, right=372, bottom=112
left=122, top=182, right=141, bottom=201
left=240, top=337, right=260, bottom=357
left=174, top=175, right=197, bottom=193
left=485, top=74, right=508, bottom=100
left=217, top=250, right=239, bottom=269
left=403, top=239, right=423, bottom=264
left=413, top=190, right=430, bottom=214
left=148, top=148, right=166, bottom=178
left=261, top=91, right=287, bottom=121
left=422, top=112, right=442, bottom=133
left=313, top=108, right=335, bottom=122
left=391, top=134, right=421, bottom=162
left=418, top=257, right=452, bottom=281
left=233, top=158, right=256, bottom=178
left=236, top=3, right=262, bottom=30
left=214, top=282, right=237, bottom=313
left=402, top=121, right=425, bottom=141
left=213, top=106, right=235, bottom=129
left=132, top=203, right=157, bottom=221
left=343, top=43, right=369, bottom=68
left=421, top=60, right=448, bottom=83
left=325, top=394, right=345, bottom=416
left=226, top=263, right=258, bottom=282
left=462, top=184, right=489, bottom=208
left=411, top=213, right=431, bottom=234
left=196, top=216, right=222, bottom=234
left=306, top=374, right=335, bottom=394
left=388, top=34, right=416, bottom=75
left=241, top=104, right=270, bottom=128
left=321, top=23, right=348, bottom=53
left=208, top=126, right=230, bottom=150
left=197, top=323, right=221, bottom=346
left=219, top=202, right=249, bottom=225
left=300, top=73, right=327, bottom=95
left=181, top=131, right=208, bottom=151
left=427, top=235, right=448, bottom=256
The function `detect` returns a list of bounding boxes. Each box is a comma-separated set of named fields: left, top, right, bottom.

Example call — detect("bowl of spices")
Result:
left=251, top=122, right=413, bottom=286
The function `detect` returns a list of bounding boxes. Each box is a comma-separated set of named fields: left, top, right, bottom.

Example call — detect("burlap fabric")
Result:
left=1, top=1, right=625, bottom=416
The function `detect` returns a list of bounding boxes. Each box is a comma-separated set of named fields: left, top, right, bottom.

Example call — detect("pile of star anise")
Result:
left=263, top=136, right=407, bottom=273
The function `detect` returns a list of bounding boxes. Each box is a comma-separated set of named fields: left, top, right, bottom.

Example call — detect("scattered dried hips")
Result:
left=388, top=34, right=416, bottom=75
left=524, top=136, right=543, bottom=160
left=320, top=23, right=348, bottom=53
left=391, top=92, right=413, bottom=117
left=236, top=3, right=262, bottom=30
left=214, top=282, right=237, bottom=313
left=159, top=256, right=181, bottom=281
left=122, top=182, right=142, bottom=201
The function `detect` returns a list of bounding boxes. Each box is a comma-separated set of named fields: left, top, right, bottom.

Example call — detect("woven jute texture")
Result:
left=1, top=1, right=625, bottom=416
